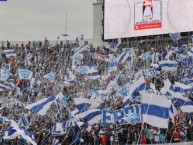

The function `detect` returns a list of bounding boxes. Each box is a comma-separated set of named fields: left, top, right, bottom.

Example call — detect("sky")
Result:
left=0, top=0, right=95, bottom=41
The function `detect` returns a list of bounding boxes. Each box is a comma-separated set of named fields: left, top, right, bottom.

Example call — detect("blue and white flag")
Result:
left=159, top=60, right=177, bottom=71
left=18, top=114, right=29, bottom=129
left=18, top=69, right=33, bottom=80
left=140, top=52, right=150, bottom=60
left=44, top=72, right=55, bottom=83
left=117, top=48, right=134, bottom=63
left=179, top=44, right=188, bottom=52
left=184, top=79, right=193, bottom=87
left=169, top=104, right=178, bottom=124
left=117, top=82, right=130, bottom=97
left=72, top=53, right=83, bottom=63
left=3, top=82, right=16, bottom=90
left=4, top=120, right=37, bottom=145
left=102, top=105, right=141, bottom=126
left=75, top=66, right=90, bottom=74
left=108, top=59, right=118, bottom=72
left=129, top=76, right=146, bottom=99
left=187, top=48, right=193, bottom=57
left=76, top=34, right=84, bottom=42
left=75, top=109, right=101, bottom=125
left=52, top=122, right=66, bottom=136
left=57, top=92, right=67, bottom=105
left=141, top=92, right=172, bottom=128
left=77, top=122, right=92, bottom=132
left=87, top=67, right=100, bottom=80
left=0, top=69, right=12, bottom=81
left=0, top=116, right=9, bottom=122
left=55, top=102, right=62, bottom=114
left=168, top=90, right=191, bottom=107
left=106, top=38, right=121, bottom=52
left=4, top=49, right=16, bottom=58
left=180, top=102, right=193, bottom=113
left=65, top=71, right=75, bottom=82
left=142, top=68, right=159, bottom=78
left=25, top=96, right=58, bottom=115
left=169, top=33, right=181, bottom=42
left=52, top=138, right=61, bottom=145
left=174, top=82, right=191, bottom=93
left=73, top=98, right=91, bottom=113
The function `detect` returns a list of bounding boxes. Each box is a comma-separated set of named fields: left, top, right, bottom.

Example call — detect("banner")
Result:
left=142, top=68, right=159, bottom=78
left=102, top=104, right=141, bottom=126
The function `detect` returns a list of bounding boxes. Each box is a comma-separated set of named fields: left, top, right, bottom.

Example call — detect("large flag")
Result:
left=159, top=60, right=177, bottom=71
left=44, top=72, right=55, bottom=83
left=75, top=109, right=101, bottom=125
left=4, top=120, right=37, bottom=145
left=0, top=69, right=12, bottom=81
left=18, top=69, right=33, bottom=80
left=141, top=93, right=172, bottom=128
left=52, top=122, right=66, bottom=136
left=180, top=102, right=193, bottom=113
left=129, top=76, right=146, bottom=99
left=4, top=50, right=16, bottom=58
left=25, top=96, right=58, bottom=115
left=174, top=82, right=191, bottom=93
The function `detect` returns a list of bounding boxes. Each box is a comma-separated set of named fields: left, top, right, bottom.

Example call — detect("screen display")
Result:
left=104, top=0, right=193, bottom=39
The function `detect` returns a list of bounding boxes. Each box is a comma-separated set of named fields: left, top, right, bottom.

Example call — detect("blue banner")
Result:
left=102, top=104, right=141, bottom=126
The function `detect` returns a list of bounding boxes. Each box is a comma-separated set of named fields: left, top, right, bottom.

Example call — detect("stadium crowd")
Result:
left=0, top=36, right=193, bottom=145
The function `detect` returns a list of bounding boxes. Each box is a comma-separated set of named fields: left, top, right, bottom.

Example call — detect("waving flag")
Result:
left=141, top=93, right=172, bottom=128
left=0, top=116, right=9, bottom=122
left=108, top=59, right=118, bottom=72
left=18, top=114, right=29, bottom=129
left=52, top=138, right=61, bottom=145
left=106, top=38, right=121, bottom=52
left=76, top=34, right=84, bottom=42
left=140, top=52, right=150, bottom=60
left=0, top=69, right=12, bottom=81
left=44, top=72, right=55, bottom=83
left=174, top=82, right=191, bottom=93
left=75, top=109, right=101, bottom=125
left=169, top=33, right=181, bottom=42
left=159, top=60, right=177, bottom=71
left=117, top=48, right=134, bottom=63
left=4, top=50, right=16, bottom=58
left=3, top=82, right=16, bottom=90
left=168, top=90, right=191, bottom=107
left=77, top=122, right=92, bottom=132
left=75, top=66, right=90, bottom=74
left=187, top=48, right=193, bottom=57
left=52, top=122, right=66, bottom=136
left=72, top=53, right=83, bottom=63
left=87, top=67, right=100, bottom=80
left=183, top=79, right=193, bottom=87
left=18, top=69, right=33, bottom=80
left=129, top=76, right=146, bottom=99
left=4, top=120, right=37, bottom=145
left=180, top=101, right=193, bottom=113
left=142, top=68, right=159, bottom=78
left=25, top=96, right=57, bottom=115
left=65, top=71, right=75, bottom=82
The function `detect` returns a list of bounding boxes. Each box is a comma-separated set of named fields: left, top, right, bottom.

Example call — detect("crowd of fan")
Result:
left=0, top=38, right=193, bottom=145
